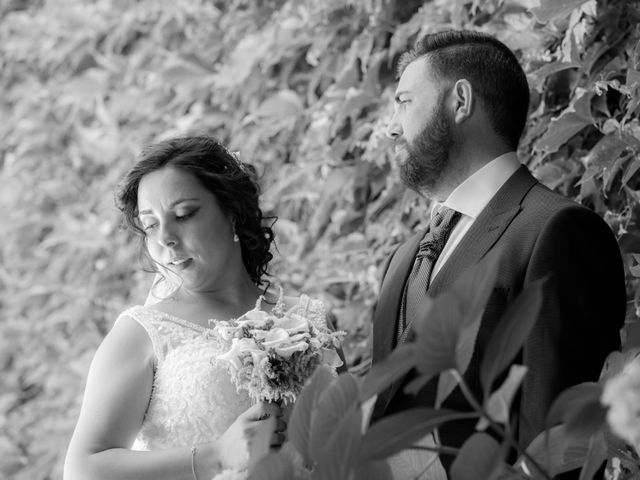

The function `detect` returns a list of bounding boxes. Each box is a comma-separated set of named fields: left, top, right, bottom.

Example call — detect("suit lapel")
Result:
left=372, top=231, right=424, bottom=362
left=429, top=166, right=537, bottom=298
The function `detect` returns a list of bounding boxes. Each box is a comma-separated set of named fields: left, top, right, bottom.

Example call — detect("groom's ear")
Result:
left=451, top=79, right=473, bottom=124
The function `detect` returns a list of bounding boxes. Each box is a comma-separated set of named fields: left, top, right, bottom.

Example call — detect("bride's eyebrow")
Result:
left=138, top=198, right=201, bottom=216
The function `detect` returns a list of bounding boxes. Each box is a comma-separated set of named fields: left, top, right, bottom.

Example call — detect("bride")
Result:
left=64, top=135, right=339, bottom=480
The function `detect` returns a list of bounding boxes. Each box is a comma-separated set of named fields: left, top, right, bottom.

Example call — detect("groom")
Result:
left=371, top=30, right=626, bottom=474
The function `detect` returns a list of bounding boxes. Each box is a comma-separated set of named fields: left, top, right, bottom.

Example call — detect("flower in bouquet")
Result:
left=601, top=355, right=640, bottom=449
left=214, top=304, right=345, bottom=404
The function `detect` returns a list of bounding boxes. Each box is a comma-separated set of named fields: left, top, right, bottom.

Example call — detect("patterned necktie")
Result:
left=398, top=206, right=461, bottom=341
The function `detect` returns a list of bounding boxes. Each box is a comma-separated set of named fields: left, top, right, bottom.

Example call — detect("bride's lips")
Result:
left=168, top=258, right=192, bottom=270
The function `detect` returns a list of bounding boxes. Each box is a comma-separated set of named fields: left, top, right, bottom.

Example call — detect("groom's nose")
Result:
left=386, top=113, right=402, bottom=140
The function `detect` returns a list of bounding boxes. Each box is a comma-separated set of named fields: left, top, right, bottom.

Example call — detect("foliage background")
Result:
left=1, top=0, right=639, bottom=478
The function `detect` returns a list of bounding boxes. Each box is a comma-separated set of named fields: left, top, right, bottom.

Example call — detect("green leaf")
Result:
left=288, top=366, right=335, bottom=466
left=360, top=394, right=377, bottom=433
left=480, top=278, right=545, bottom=396
left=160, top=60, right=211, bottom=86
left=248, top=449, right=295, bottom=480
left=477, top=365, right=528, bottom=431
left=583, top=134, right=630, bottom=171
left=383, top=440, right=447, bottom=480
left=450, top=433, right=503, bottom=480
left=523, top=425, right=590, bottom=477
left=546, top=382, right=606, bottom=439
left=530, top=0, right=592, bottom=23
left=63, top=68, right=109, bottom=98
left=528, top=61, right=580, bottom=92
left=619, top=232, right=640, bottom=254
left=599, top=348, right=640, bottom=383
left=532, top=161, right=576, bottom=191
left=249, top=89, right=304, bottom=121
left=535, top=89, right=593, bottom=154
left=309, top=373, right=360, bottom=465
left=313, top=403, right=363, bottom=480
left=360, top=408, right=470, bottom=461
left=579, top=432, right=607, bottom=480
left=622, top=158, right=640, bottom=187
left=353, top=460, right=393, bottom=480
left=359, top=343, right=416, bottom=402
left=405, top=252, right=501, bottom=400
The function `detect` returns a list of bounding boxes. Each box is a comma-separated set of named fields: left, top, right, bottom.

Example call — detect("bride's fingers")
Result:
left=275, top=418, right=287, bottom=432
left=270, top=431, right=286, bottom=447
left=250, top=401, right=281, bottom=421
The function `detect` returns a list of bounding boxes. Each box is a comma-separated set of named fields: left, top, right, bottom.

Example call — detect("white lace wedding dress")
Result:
left=114, top=294, right=328, bottom=478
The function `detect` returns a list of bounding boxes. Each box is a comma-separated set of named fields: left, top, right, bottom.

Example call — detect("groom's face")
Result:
left=387, top=57, right=454, bottom=194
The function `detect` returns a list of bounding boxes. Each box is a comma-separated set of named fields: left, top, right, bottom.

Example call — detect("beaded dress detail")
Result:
left=114, top=293, right=327, bottom=453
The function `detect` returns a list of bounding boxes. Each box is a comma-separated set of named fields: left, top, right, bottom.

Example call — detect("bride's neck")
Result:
left=177, top=282, right=263, bottom=309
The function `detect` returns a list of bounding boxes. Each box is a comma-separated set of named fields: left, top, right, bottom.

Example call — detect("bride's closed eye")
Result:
left=176, top=208, right=199, bottom=221
left=141, top=221, right=157, bottom=232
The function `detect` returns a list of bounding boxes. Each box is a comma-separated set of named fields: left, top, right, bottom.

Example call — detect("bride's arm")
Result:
left=63, top=316, right=225, bottom=480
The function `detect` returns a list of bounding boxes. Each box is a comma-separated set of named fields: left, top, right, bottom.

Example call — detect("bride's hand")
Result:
left=216, top=402, right=285, bottom=470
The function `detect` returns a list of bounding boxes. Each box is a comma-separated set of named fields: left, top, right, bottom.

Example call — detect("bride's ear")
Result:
left=451, top=79, right=473, bottom=124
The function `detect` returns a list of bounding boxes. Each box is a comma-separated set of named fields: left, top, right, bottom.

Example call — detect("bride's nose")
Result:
left=157, top=223, right=178, bottom=248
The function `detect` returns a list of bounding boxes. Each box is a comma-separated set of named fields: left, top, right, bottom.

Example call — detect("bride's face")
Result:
left=137, top=166, right=240, bottom=292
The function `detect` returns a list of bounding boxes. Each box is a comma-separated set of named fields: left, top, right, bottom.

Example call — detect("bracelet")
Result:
left=190, top=446, right=199, bottom=480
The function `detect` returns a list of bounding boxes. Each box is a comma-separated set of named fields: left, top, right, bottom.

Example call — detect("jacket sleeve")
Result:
left=518, top=205, right=625, bottom=452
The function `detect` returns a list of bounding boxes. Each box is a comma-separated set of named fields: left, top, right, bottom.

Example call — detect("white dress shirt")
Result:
left=430, top=152, right=521, bottom=280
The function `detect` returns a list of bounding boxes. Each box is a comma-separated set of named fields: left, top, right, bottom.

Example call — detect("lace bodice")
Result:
left=115, top=294, right=328, bottom=452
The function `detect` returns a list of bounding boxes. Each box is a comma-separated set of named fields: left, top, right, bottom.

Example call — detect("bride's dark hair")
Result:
left=115, top=135, right=275, bottom=286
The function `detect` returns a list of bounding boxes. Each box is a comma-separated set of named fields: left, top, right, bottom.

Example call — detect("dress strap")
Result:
left=115, top=306, right=166, bottom=365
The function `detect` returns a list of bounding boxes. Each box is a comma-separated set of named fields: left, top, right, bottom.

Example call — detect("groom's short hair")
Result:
left=398, top=30, right=530, bottom=150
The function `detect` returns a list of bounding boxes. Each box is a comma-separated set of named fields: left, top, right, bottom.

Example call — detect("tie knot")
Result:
left=430, top=206, right=458, bottom=231
left=417, top=206, right=460, bottom=257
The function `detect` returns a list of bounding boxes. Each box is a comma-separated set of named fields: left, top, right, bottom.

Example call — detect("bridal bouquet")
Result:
left=213, top=302, right=345, bottom=404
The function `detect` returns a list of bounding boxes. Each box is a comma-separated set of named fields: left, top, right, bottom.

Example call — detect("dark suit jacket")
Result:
left=371, top=166, right=626, bottom=472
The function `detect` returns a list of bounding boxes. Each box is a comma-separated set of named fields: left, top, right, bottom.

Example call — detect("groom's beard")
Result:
left=399, top=101, right=454, bottom=195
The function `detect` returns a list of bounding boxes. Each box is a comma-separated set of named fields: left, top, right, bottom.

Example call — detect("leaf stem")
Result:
left=407, top=444, right=460, bottom=456
left=450, top=369, right=553, bottom=480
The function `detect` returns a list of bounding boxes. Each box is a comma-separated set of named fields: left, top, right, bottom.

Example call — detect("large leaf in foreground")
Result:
left=359, top=408, right=474, bottom=461
left=546, top=382, right=606, bottom=438
left=353, top=460, right=393, bottom=480
left=313, top=403, right=363, bottom=480
left=599, top=348, right=640, bottom=382
left=309, top=373, right=360, bottom=465
left=288, top=366, right=335, bottom=466
left=406, top=252, right=500, bottom=398
left=477, top=365, right=528, bottom=431
left=523, top=425, right=590, bottom=477
left=359, top=343, right=416, bottom=402
left=579, top=432, right=607, bottom=480
left=450, top=433, right=503, bottom=480
left=480, top=278, right=544, bottom=397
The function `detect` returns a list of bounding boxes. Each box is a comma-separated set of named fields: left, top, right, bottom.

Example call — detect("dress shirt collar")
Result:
left=431, top=152, right=521, bottom=221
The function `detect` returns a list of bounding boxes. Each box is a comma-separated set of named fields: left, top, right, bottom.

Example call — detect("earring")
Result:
left=233, top=230, right=239, bottom=243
